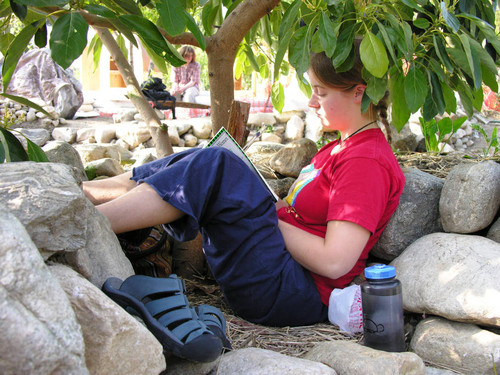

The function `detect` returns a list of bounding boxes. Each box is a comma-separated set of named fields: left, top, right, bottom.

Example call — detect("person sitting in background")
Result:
left=171, top=46, right=201, bottom=103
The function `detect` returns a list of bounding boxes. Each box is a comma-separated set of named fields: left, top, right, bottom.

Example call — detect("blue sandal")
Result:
left=195, top=304, right=232, bottom=350
left=102, top=274, right=223, bottom=362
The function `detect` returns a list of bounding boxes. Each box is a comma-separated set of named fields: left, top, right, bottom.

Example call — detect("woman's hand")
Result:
left=278, top=219, right=370, bottom=279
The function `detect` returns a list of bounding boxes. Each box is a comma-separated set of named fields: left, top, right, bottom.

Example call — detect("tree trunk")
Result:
left=93, top=27, right=174, bottom=157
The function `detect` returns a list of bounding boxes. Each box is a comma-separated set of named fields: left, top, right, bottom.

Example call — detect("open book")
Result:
left=205, top=127, right=279, bottom=202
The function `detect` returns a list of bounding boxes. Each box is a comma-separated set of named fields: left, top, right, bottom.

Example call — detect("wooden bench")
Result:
left=146, top=97, right=210, bottom=119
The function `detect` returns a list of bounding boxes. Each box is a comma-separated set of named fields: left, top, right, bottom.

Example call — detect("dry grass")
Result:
left=183, top=277, right=361, bottom=358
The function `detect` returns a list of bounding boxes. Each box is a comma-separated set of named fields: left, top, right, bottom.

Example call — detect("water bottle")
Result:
left=361, top=264, right=405, bottom=352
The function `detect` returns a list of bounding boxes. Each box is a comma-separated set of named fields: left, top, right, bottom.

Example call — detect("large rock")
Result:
left=284, top=115, right=305, bottom=141
left=0, top=162, right=134, bottom=286
left=391, top=232, right=500, bottom=327
left=269, top=138, right=318, bottom=177
left=0, top=206, right=88, bottom=374
left=50, top=264, right=166, bottom=375
left=0, top=162, right=87, bottom=258
left=217, top=348, right=336, bottom=374
left=439, top=161, right=500, bottom=233
left=371, top=168, right=443, bottom=260
left=304, top=341, right=425, bottom=375
left=410, top=317, right=500, bottom=375
left=487, top=217, right=500, bottom=243
left=43, top=140, right=88, bottom=181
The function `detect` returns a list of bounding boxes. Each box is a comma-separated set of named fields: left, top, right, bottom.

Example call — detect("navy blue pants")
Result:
left=132, top=147, right=327, bottom=326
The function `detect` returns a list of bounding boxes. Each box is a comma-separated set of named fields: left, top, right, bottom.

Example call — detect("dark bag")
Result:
left=140, top=77, right=177, bottom=118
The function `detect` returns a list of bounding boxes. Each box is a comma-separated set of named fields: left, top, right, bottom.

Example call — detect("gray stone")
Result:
left=43, top=140, right=87, bottom=181
left=246, top=141, right=284, bottom=157
left=410, top=317, right=500, bottom=375
left=50, top=264, right=166, bottom=375
left=391, top=124, right=418, bottom=151
left=284, top=115, right=305, bottom=141
left=85, top=158, right=124, bottom=177
left=440, top=161, right=500, bottom=233
left=176, top=122, right=192, bottom=136
left=94, top=126, right=116, bottom=143
left=371, top=168, right=443, bottom=260
left=191, top=118, right=212, bottom=139
left=270, top=138, right=318, bottom=177
left=183, top=133, right=198, bottom=147
left=267, top=177, right=295, bottom=199
left=261, top=132, right=282, bottom=143
left=247, top=113, right=276, bottom=127
left=76, top=127, right=96, bottom=143
left=487, top=217, right=500, bottom=243
left=167, top=123, right=181, bottom=145
left=0, top=162, right=87, bottom=258
left=304, top=341, right=425, bottom=375
left=275, top=110, right=304, bottom=123
left=76, top=143, right=122, bottom=164
left=115, top=125, right=151, bottom=148
left=218, top=348, right=336, bottom=374
left=52, top=126, right=78, bottom=143
left=14, top=127, right=51, bottom=147
left=391, top=233, right=500, bottom=327
left=0, top=206, right=88, bottom=375
left=62, top=199, right=134, bottom=287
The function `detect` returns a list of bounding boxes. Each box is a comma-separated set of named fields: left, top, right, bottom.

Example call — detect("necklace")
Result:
left=331, top=120, right=377, bottom=155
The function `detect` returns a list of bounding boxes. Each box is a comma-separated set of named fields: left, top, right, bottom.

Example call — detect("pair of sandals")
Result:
left=102, top=274, right=231, bottom=362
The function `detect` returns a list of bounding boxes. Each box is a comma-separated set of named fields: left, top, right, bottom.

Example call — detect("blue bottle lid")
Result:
left=365, top=264, right=396, bottom=279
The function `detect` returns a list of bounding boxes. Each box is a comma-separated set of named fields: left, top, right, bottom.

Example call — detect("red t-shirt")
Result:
left=277, top=128, right=405, bottom=305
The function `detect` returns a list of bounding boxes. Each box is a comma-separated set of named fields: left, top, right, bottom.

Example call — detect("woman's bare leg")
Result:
left=96, top=182, right=184, bottom=233
left=82, top=171, right=136, bottom=205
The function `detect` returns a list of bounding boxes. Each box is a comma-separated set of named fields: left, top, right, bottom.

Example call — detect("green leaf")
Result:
left=83, top=4, right=116, bottom=18
left=34, top=21, right=47, bottom=48
left=49, top=12, right=89, bottom=69
left=365, top=74, right=388, bottom=105
left=319, top=13, right=337, bottom=57
left=468, top=37, right=497, bottom=78
left=109, top=18, right=138, bottom=48
left=113, top=0, right=142, bottom=16
left=459, top=33, right=481, bottom=90
left=0, top=127, right=29, bottom=162
left=441, top=83, right=457, bottom=114
left=15, top=0, right=67, bottom=5
left=451, top=116, right=467, bottom=132
left=2, top=22, right=38, bottom=91
left=430, top=72, right=445, bottom=114
left=389, top=71, right=411, bottom=131
left=481, top=65, right=498, bottom=93
left=157, top=0, right=186, bottom=37
left=142, top=43, right=168, bottom=74
left=402, top=21, right=413, bottom=59
left=412, top=18, right=430, bottom=29
left=279, top=0, right=301, bottom=40
left=404, top=64, right=428, bottom=113
left=440, top=2, right=460, bottom=32
left=271, top=81, right=284, bottom=113
left=118, top=15, right=185, bottom=67
left=296, top=73, right=311, bottom=99
left=360, top=32, right=388, bottom=78
left=437, top=117, right=452, bottom=142
left=472, top=86, right=483, bottom=112
left=10, top=0, right=27, bottom=21
left=375, top=21, right=397, bottom=65
left=26, top=138, right=49, bottom=162
left=433, top=34, right=453, bottom=73
left=116, top=33, right=128, bottom=60
left=401, top=0, right=422, bottom=10
left=466, top=15, right=500, bottom=56
left=244, top=46, right=260, bottom=72
left=332, top=23, right=355, bottom=69
left=89, top=34, right=102, bottom=73
left=289, top=22, right=315, bottom=77
left=201, top=2, right=220, bottom=36
left=274, top=27, right=293, bottom=79
left=184, top=11, right=206, bottom=50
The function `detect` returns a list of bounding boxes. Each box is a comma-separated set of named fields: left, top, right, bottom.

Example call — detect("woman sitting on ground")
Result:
left=170, top=45, right=201, bottom=103
left=83, top=39, right=405, bottom=328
